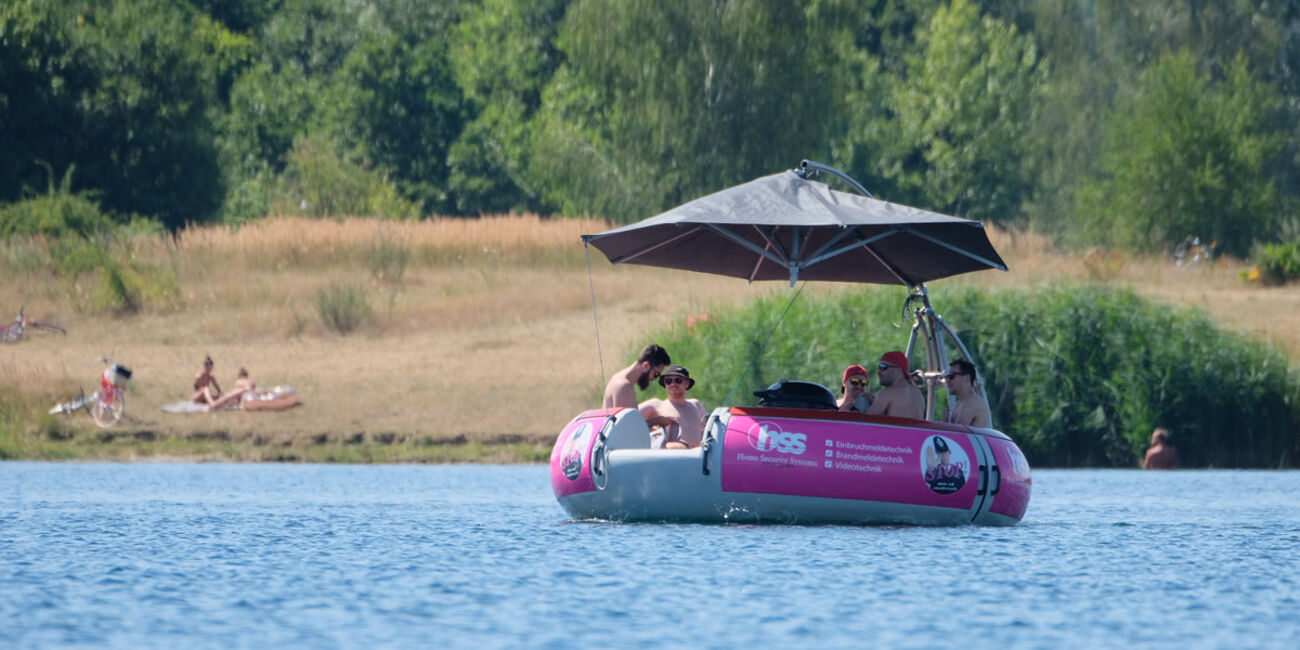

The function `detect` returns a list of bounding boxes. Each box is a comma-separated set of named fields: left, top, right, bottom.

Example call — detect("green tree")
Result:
left=531, top=0, right=839, bottom=223
left=448, top=0, right=568, bottom=215
left=888, top=0, right=1042, bottom=225
left=813, top=0, right=941, bottom=203
left=214, top=0, right=365, bottom=222
left=1, top=0, right=224, bottom=229
left=327, top=2, right=465, bottom=216
left=1075, top=51, right=1286, bottom=257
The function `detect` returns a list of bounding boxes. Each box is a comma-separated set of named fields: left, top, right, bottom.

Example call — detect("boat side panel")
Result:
left=559, top=449, right=972, bottom=526
left=550, top=410, right=615, bottom=499
left=985, top=437, right=1032, bottom=520
left=720, top=414, right=979, bottom=510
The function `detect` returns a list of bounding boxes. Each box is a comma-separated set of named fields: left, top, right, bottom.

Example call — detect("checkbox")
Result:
left=825, top=450, right=833, bottom=457
left=824, top=460, right=833, bottom=468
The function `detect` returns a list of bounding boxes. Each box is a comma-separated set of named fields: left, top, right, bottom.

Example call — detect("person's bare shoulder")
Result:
left=638, top=398, right=664, bottom=412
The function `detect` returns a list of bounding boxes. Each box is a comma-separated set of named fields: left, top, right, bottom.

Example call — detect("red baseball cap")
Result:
left=880, top=351, right=909, bottom=374
left=842, top=364, right=869, bottom=384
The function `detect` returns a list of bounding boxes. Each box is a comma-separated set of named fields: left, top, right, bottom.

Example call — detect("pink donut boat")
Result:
left=555, top=161, right=1033, bottom=525
left=551, top=397, right=1031, bottom=526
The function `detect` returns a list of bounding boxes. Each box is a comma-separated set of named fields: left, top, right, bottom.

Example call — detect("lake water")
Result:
left=2, top=463, right=1298, bottom=649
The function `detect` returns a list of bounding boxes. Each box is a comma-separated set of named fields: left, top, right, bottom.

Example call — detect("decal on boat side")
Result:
left=746, top=421, right=807, bottom=455
left=560, top=422, right=595, bottom=480
left=920, top=434, right=969, bottom=495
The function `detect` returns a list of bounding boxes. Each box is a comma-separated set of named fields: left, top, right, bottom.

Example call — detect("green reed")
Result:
left=650, top=284, right=1299, bottom=468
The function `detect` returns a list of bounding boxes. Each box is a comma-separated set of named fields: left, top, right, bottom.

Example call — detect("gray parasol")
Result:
left=582, top=163, right=1007, bottom=286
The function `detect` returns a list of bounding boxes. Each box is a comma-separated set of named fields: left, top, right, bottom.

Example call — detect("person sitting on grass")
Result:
left=192, top=356, right=222, bottom=407
left=207, top=367, right=256, bottom=412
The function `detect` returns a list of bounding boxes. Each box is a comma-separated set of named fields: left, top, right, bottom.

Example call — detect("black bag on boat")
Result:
left=753, top=380, right=837, bottom=410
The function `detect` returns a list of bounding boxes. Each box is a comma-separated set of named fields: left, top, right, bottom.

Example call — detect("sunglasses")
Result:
left=848, top=378, right=868, bottom=387
left=662, top=376, right=687, bottom=385
left=943, top=371, right=968, bottom=380
left=878, top=363, right=896, bottom=372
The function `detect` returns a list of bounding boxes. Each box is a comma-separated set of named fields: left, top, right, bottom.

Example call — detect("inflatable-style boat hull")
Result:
left=551, top=406, right=1032, bottom=526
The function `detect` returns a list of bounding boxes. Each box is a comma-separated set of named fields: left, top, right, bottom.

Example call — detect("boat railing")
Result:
left=902, top=284, right=991, bottom=428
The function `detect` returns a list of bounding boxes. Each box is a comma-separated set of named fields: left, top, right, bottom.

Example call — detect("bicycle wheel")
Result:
left=30, top=321, right=66, bottom=335
left=93, top=390, right=125, bottom=428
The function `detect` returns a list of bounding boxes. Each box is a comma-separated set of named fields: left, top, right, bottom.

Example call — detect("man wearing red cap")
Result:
left=867, top=350, right=925, bottom=419
left=837, top=364, right=874, bottom=413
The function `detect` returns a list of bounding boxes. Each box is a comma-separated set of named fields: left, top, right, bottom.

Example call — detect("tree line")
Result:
left=2, top=0, right=1297, bottom=259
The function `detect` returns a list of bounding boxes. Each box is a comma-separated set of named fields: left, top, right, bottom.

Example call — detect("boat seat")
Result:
left=752, top=380, right=837, bottom=410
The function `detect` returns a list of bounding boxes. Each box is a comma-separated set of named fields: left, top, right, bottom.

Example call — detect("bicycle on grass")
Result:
left=48, top=359, right=133, bottom=428
left=2, top=306, right=67, bottom=343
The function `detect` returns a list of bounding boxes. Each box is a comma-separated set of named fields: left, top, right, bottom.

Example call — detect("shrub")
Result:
left=364, top=233, right=410, bottom=285
left=317, top=283, right=373, bottom=334
left=1254, top=242, right=1300, bottom=285
left=648, top=285, right=1299, bottom=468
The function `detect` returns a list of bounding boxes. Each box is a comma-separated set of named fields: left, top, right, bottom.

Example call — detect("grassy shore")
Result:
left=2, top=216, right=1296, bottom=462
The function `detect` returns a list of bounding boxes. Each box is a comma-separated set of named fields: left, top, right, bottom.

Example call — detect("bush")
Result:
left=1254, top=242, right=1300, bottom=285
left=317, top=283, right=373, bottom=334
left=0, top=177, right=179, bottom=314
left=272, top=138, right=421, bottom=220
left=364, top=233, right=410, bottom=285
left=648, top=285, right=1299, bottom=468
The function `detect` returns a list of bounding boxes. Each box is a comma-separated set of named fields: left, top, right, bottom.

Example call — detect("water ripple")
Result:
left=2, top=465, right=1299, bottom=648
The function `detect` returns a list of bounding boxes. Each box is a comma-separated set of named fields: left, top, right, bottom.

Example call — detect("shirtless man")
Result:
left=837, top=364, right=874, bottom=413
left=207, top=367, right=255, bottom=411
left=1143, top=428, right=1180, bottom=469
left=639, top=365, right=708, bottom=449
left=603, top=344, right=672, bottom=426
left=866, top=351, right=925, bottom=420
left=943, top=359, right=990, bottom=428
left=192, top=356, right=222, bottom=407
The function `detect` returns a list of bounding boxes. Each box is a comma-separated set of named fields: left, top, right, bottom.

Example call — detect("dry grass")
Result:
left=2, top=217, right=1296, bottom=461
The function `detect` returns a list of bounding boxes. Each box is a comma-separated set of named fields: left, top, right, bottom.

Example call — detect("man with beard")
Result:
left=603, top=344, right=674, bottom=427
left=866, top=350, right=925, bottom=420
left=638, top=365, right=707, bottom=449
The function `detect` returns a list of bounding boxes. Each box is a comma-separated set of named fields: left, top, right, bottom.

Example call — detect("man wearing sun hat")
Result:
left=837, top=364, right=875, bottom=413
left=866, top=350, right=925, bottom=420
left=637, top=365, right=708, bottom=449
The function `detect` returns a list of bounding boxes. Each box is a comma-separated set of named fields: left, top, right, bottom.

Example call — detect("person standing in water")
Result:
left=1143, top=427, right=1180, bottom=469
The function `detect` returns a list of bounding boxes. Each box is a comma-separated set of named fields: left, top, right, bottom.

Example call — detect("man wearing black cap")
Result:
left=638, top=365, right=707, bottom=449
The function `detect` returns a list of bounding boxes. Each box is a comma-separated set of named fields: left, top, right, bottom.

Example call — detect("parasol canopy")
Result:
left=583, top=164, right=1007, bottom=286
